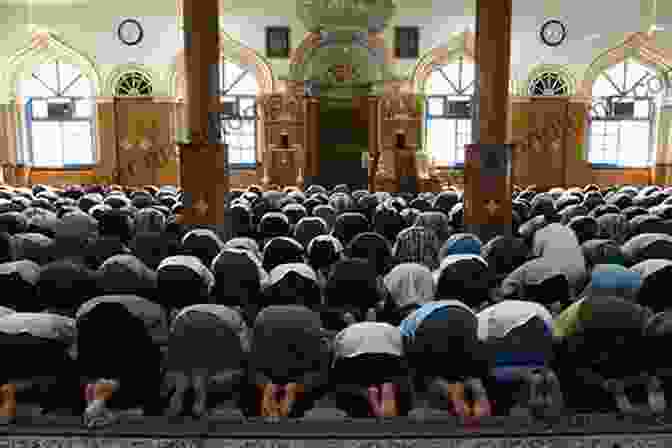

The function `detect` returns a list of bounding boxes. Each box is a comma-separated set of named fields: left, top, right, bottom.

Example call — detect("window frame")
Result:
left=219, top=60, right=259, bottom=169
left=220, top=94, right=257, bottom=170
left=424, top=56, right=474, bottom=168
left=21, top=61, right=97, bottom=169
left=588, top=60, right=662, bottom=169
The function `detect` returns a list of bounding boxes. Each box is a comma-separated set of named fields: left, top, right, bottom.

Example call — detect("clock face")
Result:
left=118, top=19, right=143, bottom=46
left=540, top=19, right=567, bottom=47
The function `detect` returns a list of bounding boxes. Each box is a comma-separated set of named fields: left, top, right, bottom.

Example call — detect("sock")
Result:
left=367, top=385, right=383, bottom=417
left=380, top=383, right=398, bottom=417
left=446, top=383, right=469, bottom=418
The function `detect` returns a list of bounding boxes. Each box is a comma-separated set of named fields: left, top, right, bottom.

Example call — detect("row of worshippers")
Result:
left=0, top=182, right=670, bottom=425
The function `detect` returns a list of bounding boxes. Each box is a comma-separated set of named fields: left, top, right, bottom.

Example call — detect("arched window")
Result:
left=219, top=60, right=258, bottom=167
left=19, top=61, right=95, bottom=167
left=589, top=59, right=665, bottom=167
left=115, top=71, right=153, bottom=96
left=424, top=56, right=474, bottom=166
left=528, top=71, right=569, bottom=96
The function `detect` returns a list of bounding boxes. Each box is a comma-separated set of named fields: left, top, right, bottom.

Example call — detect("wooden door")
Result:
left=114, top=98, right=174, bottom=186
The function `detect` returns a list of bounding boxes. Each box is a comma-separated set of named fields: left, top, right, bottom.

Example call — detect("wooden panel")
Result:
left=30, top=169, right=95, bottom=186
left=94, top=100, right=117, bottom=179
left=591, top=168, right=651, bottom=186
left=230, top=169, right=258, bottom=189
left=0, top=104, right=17, bottom=167
left=114, top=98, right=175, bottom=186
left=565, top=102, right=592, bottom=187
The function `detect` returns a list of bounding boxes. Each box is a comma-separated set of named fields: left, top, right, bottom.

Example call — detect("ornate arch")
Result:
left=170, top=31, right=275, bottom=99
left=581, top=32, right=672, bottom=97
left=106, top=63, right=157, bottom=97
left=524, top=64, right=577, bottom=96
left=410, top=30, right=475, bottom=94
left=3, top=31, right=101, bottom=103
left=288, top=30, right=396, bottom=84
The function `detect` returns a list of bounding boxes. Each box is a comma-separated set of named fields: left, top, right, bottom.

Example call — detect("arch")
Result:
left=410, top=30, right=475, bottom=94
left=581, top=32, right=672, bottom=97
left=524, top=64, right=576, bottom=96
left=3, top=31, right=101, bottom=102
left=106, top=63, right=157, bottom=97
left=288, top=30, right=396, bottom=83
left=170, top=31, right=275, bottom=98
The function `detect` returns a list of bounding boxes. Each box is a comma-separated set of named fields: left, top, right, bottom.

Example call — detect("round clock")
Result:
left=540, top=19, right=567, bottom=47
left=117, top=19, right=144, bottom=46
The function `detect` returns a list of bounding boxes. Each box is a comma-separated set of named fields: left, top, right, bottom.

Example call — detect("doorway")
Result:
left=317, top=96, right=369, bottom=190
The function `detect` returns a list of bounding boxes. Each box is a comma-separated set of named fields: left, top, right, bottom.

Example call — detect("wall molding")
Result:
left=3, top=31, right=101, bottom=103
left=288, top=30, right=397, bottom=86
left=170, top=30, right=275, bottom=98
left=410, top=30, right=475, bottom=94
left=581, top=31, right=672, bottom=97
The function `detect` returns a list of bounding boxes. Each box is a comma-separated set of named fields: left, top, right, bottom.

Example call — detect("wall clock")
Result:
left=117, top=19, right=144, bottom=46
left=540, top=19, right=567, bottom=47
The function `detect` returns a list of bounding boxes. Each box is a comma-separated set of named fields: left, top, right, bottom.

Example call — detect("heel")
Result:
left=380, top=383, right=398, bottom=417
left=0, top=384, right=17, bottom=421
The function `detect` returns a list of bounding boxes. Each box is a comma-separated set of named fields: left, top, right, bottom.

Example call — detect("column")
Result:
left=179, top=0, right=229, bottom=231
left=304, top=96, right=320, bottom=186
left=367, top=95, right=379, bottom=192
left=464, top=0, right=513, bottom=242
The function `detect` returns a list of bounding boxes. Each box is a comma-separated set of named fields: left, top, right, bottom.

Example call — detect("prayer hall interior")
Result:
left=0, top=0, right=671, bottom=209
left=3, top=0, right=672, bottom=440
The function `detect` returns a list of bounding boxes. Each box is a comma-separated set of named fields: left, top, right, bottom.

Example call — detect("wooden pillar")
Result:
left=304, top=97, right=320, bottom=186
left=178, top=0, right=228, bottom=230
left=367, top=95, right=379, bottom=192
left=464, top=0, right=513, bottom=242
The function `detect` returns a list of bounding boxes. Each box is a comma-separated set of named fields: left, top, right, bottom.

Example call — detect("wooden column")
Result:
left=178, top=0, right=228, bottom=229
left=464, top=0, right=513, bottom=241
left=367, top=95, right=379, bottom=192
left=305, top=97, right=320, bottom=186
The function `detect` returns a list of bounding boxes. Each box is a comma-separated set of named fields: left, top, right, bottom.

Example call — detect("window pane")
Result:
left=427, top=97, right=443, bottom=116
left=229, top=74, right=258, bottom=95
left=229, top=149, right=240, bottom=164
left=426, top=70, right=453, bottom=95
left=634, top=100, right=650, bottom=119
left=619, top=121, right=650, bottom=166
left=74, top=99, right=92, bottom=118
left=239, top=98, right=256, bottom=118
left=591, top=99, right=609, bottom=118
left=32, top=100, right=48, bottom=119
left=460, top=62, right=475, bottom=90
left=427, top=118, right=456, bottom=164
left=62, top=122, right=94, bottom=165
left=31, top=121, right=64, bottom=166
left=20, top=78, right=54, bottom=98
left=222, top=62, right=243, bottom=89
left=589, top=121, right=617, bottom=163
left=242, top=150, right=255, bottom=164
left=456, top=119, right=471, bottom=164
left=33, top=64, right=58, bottom=90
left=64, top=77, right=92, bottom=98
left=605, top=62, right=626, bottom=92
left=592, top=76, right=616, bottom=97
left=624, top=61, right=653, bottom=93
left=58, top=63, right=81, bottom=94
left=442, top=64, right=460, bottom=88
